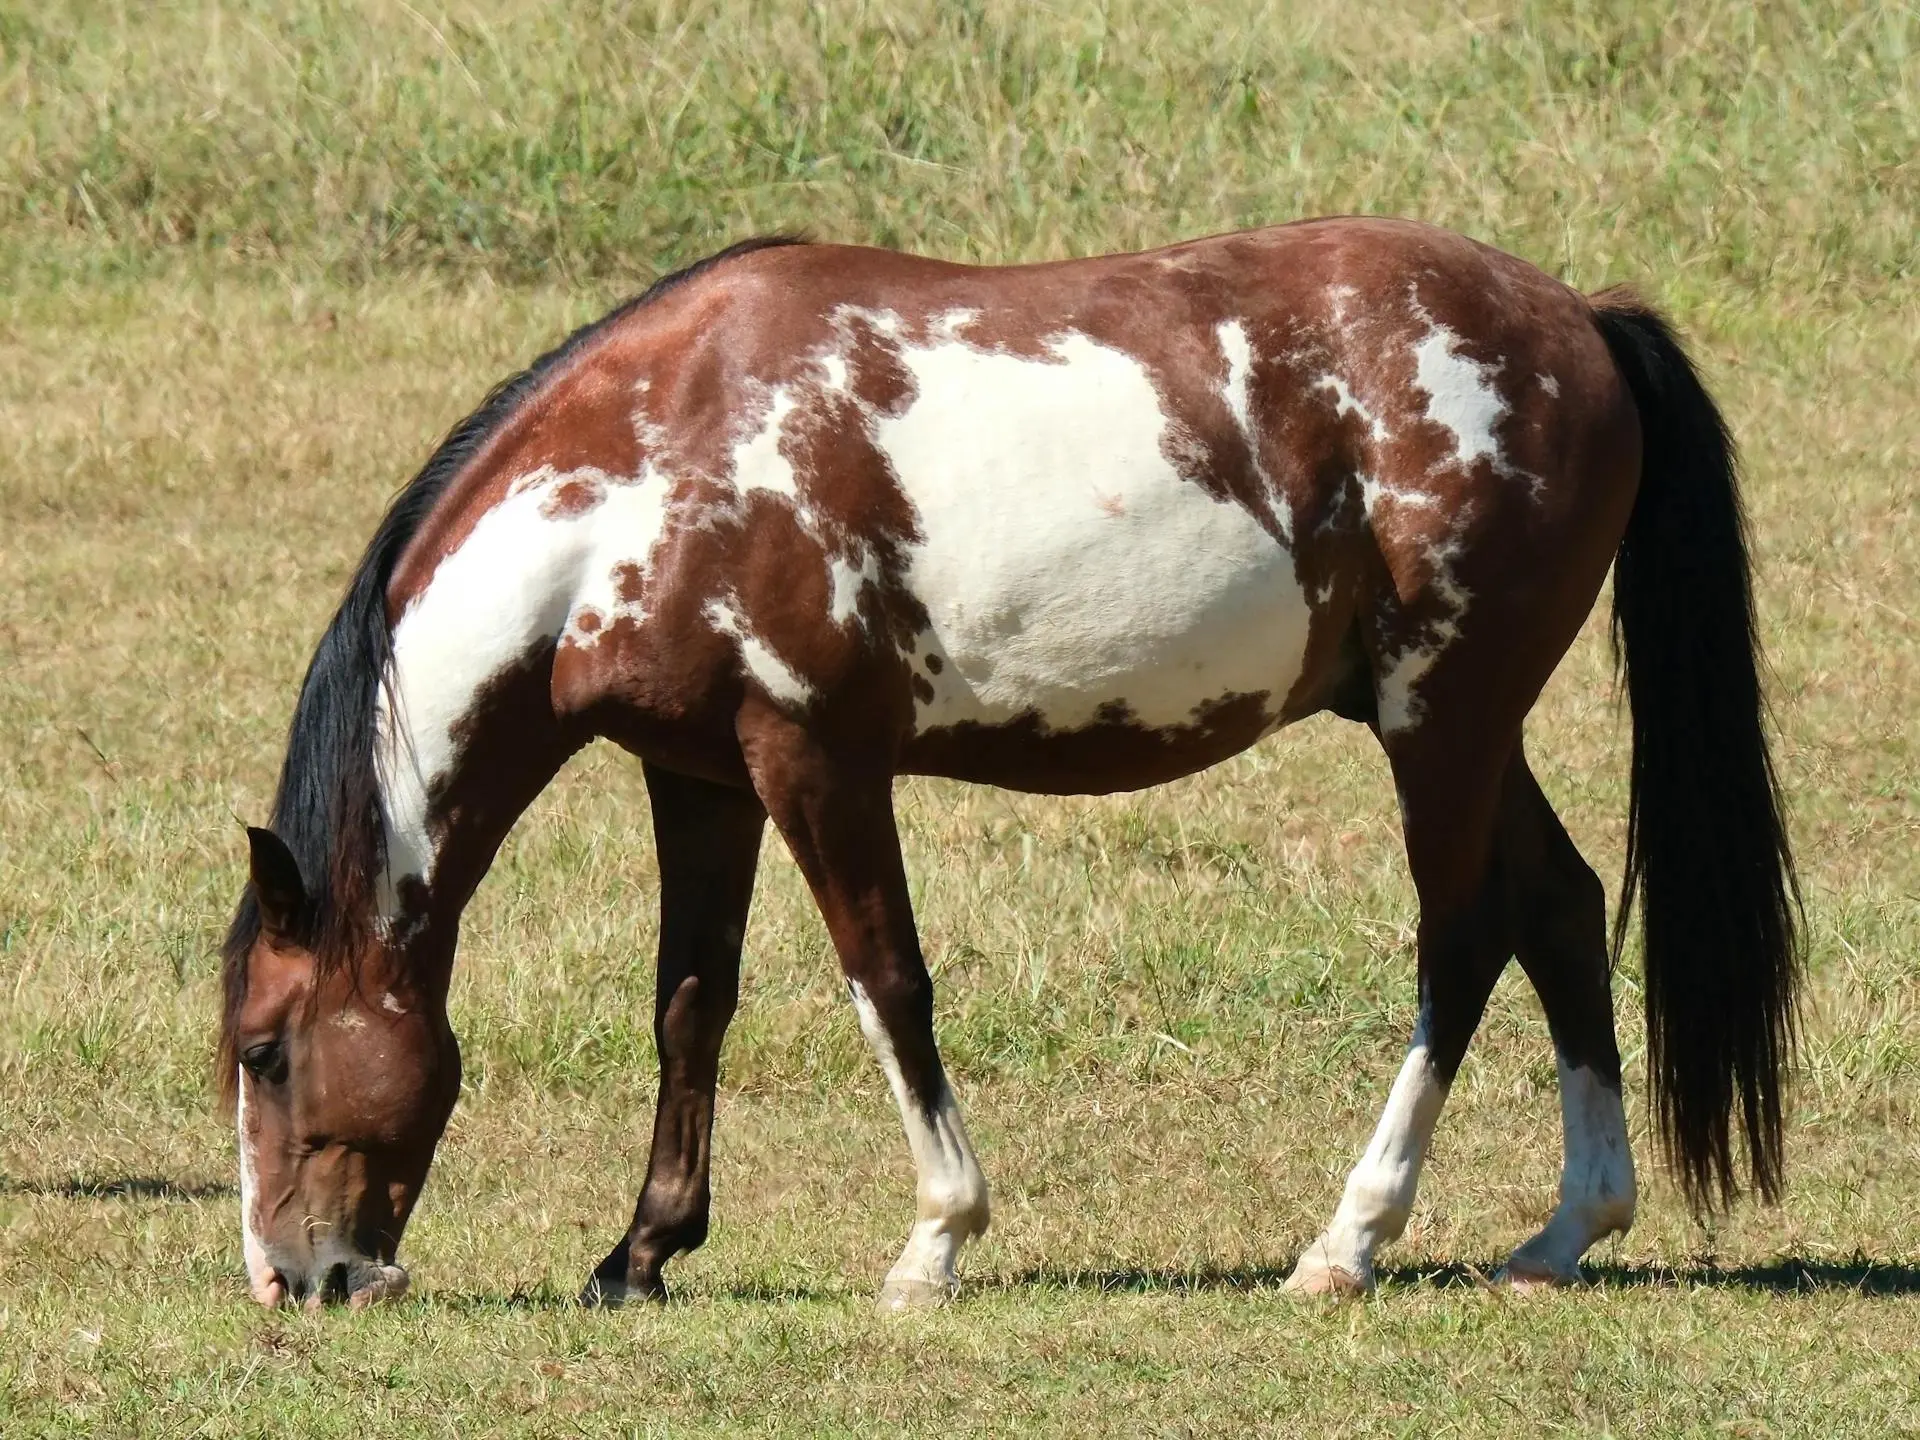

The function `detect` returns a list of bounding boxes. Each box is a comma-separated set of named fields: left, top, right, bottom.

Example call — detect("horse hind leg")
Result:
left=1497, top=757, right=1636, bottom=1285
left=1286, top=719, right=1520, bottom=1296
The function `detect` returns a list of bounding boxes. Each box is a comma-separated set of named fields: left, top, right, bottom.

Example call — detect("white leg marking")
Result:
left=848, top=981, right=989, bottom=1309
left=237, top=1073, right=281, bottom=1305
left=1505, top=1060, right=1636, bottom=1285
left=1288, top=1017, right=1448, bottom=1294
left=874, top=329, right=1310, bottom=732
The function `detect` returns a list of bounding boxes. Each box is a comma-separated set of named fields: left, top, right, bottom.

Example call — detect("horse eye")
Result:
left=241, top=1041, right=288, bottom=1085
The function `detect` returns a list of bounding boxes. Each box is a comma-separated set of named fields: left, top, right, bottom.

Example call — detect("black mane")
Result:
left=218, top=236, right=805, bottom=1087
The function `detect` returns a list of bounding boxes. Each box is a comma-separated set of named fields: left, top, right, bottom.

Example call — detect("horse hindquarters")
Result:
left=1289, top=291, right=1649, bottom=1292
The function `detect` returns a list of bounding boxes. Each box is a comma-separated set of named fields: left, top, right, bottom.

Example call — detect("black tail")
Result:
left=1594, top=289, right=1803, bottom=1211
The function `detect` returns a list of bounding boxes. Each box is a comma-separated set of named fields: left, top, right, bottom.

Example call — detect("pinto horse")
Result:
left=221, top=220, right=1799, bottom=1310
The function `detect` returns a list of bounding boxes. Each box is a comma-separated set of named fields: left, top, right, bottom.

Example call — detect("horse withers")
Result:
left=220, top=219, right=1799, bottom=1309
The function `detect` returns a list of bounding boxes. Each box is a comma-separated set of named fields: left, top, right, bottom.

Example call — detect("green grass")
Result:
left=3, top=1, right=1918, bottom=1434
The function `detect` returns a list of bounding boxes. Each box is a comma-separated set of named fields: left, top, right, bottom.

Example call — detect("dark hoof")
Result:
left=579, top=1268, right=667, bottom=1308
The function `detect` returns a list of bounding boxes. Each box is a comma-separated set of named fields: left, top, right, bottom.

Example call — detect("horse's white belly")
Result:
left=872, top=331, right=1311, bottom=733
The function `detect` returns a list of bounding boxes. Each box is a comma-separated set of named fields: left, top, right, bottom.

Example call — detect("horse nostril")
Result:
left=319, top=1261, right=351, bottom=1304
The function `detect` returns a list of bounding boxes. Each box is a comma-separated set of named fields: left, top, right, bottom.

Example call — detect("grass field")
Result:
left=3, top=0, right=1918, bottom=1433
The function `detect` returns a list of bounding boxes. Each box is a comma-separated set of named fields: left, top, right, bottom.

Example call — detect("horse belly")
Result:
left=874, top=332, right=1312, bottom=769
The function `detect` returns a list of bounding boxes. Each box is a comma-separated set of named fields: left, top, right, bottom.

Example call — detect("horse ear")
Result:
left=246, top=826, right=308, bottom=939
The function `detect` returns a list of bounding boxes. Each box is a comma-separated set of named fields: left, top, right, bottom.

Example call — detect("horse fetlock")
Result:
left=918, top=1166, right=990, bottom=1240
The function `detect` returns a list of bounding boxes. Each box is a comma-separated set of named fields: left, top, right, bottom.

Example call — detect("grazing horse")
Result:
left=220, top=220, right=1799, bottom=1310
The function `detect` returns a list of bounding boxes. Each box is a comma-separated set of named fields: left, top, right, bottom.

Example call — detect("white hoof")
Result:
left=1283, top=1254, right=1372, bottom=1298
left=875, top=1274, right=957, bottom=1313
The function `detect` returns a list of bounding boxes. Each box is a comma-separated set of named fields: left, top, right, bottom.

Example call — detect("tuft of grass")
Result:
left=3, top=1, right=1919, bottom=1434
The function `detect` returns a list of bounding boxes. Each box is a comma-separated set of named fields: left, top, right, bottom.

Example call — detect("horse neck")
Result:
left=375, top=611, right=580, bottom=935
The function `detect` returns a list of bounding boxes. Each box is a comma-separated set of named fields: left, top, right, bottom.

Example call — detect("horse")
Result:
left=219, top=219, right=1800, bottom=1310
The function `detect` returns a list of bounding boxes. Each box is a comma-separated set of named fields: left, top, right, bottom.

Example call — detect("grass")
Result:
left=2, top=0, right=1918, bottom=1433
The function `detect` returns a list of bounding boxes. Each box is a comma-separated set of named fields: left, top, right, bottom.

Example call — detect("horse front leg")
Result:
left=742, top=716, right=990, bottom=1311
left=583, top=763, right=765, bottom=1305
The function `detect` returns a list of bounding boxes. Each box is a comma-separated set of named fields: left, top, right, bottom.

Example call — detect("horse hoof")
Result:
left=875, top=1275, right=955, bottom=1313
left=1497, top=1254, right=1581, bottom=1291
left=579, top=1272, right=667, bottom=1308
left=347, top=1265, right=411, bottom=1310
left=1282, top=1259, right=1370, bottom=1299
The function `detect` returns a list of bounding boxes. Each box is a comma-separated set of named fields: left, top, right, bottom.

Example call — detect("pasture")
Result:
left=2, top=0, right=1917, bottom=1432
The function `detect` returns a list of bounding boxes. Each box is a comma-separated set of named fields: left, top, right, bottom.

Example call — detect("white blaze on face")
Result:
left=847, top=980, right=989, bottom=1296
left=874, top=330, right=1310, bottom=733
left=378, top=464, right=673, bottom=902
left=237, top=1072, right=274, bottom=1299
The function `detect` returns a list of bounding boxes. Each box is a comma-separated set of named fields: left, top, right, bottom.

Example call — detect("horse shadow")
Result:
left=0, top=1175, right=237, bottom=1201
left=11, top=1179, right=1914, bottom=1302
left=998, top=1255, right=1920, bottom=1297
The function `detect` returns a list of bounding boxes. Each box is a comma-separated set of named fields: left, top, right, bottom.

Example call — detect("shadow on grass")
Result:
left=432, top=1278, right=850, bottom=1313
left=1002, top=1255, right=1920, bottom=1297
left=0, top=1175, right=236, bottom=1201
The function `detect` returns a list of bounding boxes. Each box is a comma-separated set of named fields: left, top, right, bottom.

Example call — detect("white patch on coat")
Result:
left=1215, top=319, right=1289, bottom=530
left=380, top=991, right=408, bottom=1015
left=1291, top=1012, right=1448, bottom=1286
left=237, top=1073, right=272, bottom=1296
left=1317, top=374, right=1390, bottom=444
left=848, top=980, right=989, bottom=1295
left=1506, top=1061, right=1637, bottom=1281
left=732, top=386, right=800, bottom=499
left=378, top=464, right=673, bottom=899
left=828, top=544, right=882, bottom=628
left=1411, top=321, right=1509, bottom=476
left=931, top=307, right=979, bottom=341
left=1217, top=319, right=1259, bottom=437
left=819, top=352, right=850, bottom=393
left=1537, top=372, right=1560, bottom=398
left=1357, top=479, right=1467, bottom=737
left=1358, top=475, right=1440, bottom=517
left=874, top=330, right=1310, bottom=733
left=705, top=595, right=812, bottom=707
left=1377, top=646, right=1442, bottom=736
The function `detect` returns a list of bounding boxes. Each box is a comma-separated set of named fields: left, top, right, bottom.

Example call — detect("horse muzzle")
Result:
left=253, top=1252, right=411, bottom=1310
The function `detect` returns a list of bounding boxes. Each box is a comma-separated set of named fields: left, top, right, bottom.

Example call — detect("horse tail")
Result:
left=1592, top=288, right=1803, bottom=1210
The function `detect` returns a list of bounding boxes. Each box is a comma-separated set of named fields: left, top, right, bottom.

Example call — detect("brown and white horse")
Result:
left=221, top=220, right=1799, bottom=1310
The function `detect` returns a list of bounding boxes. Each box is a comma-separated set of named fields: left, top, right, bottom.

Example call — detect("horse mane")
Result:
left=217, top=235, right=808, bottom=1098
